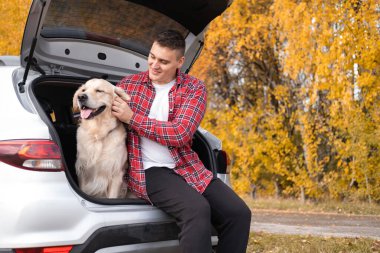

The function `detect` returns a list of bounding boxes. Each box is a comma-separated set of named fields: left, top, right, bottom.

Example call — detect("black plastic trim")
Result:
left=192, top=131, right=218, bottom=177
left=0, top=250, right=14, bottom=253
left=70, top=222, right=180, bottom=253
left=214, top=150, right=227, bottom=174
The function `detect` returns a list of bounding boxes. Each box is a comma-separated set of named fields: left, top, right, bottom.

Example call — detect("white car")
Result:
left=0, top=0, right=232, bottom=252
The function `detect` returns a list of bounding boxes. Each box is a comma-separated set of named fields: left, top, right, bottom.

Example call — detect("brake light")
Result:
left=0, top=140, right=63, bottom=171
left=15, top=246, right=73, bottom=253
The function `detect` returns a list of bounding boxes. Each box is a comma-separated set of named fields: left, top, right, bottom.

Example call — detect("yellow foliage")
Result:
left=195, top=0, right=380, bottom=202
left=0, top=0, right=32, bottom=55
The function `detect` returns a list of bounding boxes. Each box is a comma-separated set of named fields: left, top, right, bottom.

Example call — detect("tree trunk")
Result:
left=300, top=186, right=306, bottom=204
left=365, top=174, right=372, bottom=204
left=274, top=180, right=281, bottom=199
left=250, top=183, right=257, bottom=199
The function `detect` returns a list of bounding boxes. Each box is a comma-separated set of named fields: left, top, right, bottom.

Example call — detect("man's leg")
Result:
left=145, top=167, right=212, bottom=253
left=203, top=178, right=251, bottom=253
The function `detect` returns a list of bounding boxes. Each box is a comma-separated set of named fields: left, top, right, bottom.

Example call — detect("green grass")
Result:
left=248, top=232, right=380, bottom=253
left=242, top=196, right=380, bottom=216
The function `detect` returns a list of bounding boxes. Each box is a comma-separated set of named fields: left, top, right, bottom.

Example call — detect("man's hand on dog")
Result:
left=112, top=93, right=133, bottom=124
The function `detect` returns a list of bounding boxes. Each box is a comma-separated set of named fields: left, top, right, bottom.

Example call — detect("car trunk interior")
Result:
left=30, top=76, right=216, bottom=203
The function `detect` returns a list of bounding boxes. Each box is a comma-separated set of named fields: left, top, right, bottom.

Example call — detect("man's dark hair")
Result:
left=154, top=30, right=186, bottom=57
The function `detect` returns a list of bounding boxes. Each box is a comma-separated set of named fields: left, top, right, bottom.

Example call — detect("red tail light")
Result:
left=15, top=246, right=73, bottom=253
left=0, top=140, right=63, bottom=171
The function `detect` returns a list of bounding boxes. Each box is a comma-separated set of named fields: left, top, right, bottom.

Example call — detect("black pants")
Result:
left=145, top=167, right=251, bottom=253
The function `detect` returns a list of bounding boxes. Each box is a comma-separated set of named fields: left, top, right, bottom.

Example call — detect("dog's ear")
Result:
left=72, top=85, right=83, bottom=113
left=114, top=86, right=131, bottom=101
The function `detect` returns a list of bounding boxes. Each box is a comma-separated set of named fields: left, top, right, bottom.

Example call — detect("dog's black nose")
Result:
left=78, top=94, right=88, bottom=102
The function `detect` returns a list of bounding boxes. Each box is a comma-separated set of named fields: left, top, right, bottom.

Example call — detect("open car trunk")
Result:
left=30, top=76, right=218, bottom=204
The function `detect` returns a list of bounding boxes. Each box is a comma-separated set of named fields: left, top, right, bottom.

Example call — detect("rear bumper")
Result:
left=0, top=250, right=13, bottom=253
left=72, top=222, right=218, bottom=253
left=1, top=222, right=218, bottom=253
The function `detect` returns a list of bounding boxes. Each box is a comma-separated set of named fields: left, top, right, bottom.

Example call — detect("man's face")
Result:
left=148, top=42, right=184, bottom=85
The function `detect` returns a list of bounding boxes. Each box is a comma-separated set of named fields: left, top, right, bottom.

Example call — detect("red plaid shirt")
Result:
left=117, top=70, right=213, bottom=201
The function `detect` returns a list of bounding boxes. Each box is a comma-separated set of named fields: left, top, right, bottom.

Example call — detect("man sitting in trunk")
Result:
left=112, top=29, right=251, bottom=253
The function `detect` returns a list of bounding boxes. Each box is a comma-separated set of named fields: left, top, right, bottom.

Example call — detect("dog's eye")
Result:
left=82, top=89, right=86, bottom=92
left=96, top=89, right=104, bottom=93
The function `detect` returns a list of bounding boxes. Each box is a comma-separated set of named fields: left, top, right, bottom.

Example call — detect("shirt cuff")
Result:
left=129, top=112, right=144, bottom=132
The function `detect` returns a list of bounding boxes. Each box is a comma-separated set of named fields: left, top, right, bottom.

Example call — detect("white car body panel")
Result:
left=0, top=67, right=49, bottom=140
left=0, top=161, right=173, bottom=248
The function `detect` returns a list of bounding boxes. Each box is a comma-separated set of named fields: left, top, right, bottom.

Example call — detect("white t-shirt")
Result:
left=141, top=80, right=176, bottom=170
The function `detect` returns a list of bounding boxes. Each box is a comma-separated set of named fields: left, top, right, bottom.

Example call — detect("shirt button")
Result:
left=168, top=146, right=174, bottom=150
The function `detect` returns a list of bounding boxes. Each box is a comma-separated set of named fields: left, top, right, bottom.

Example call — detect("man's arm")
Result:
left=112, top=84, right=207, bottom=147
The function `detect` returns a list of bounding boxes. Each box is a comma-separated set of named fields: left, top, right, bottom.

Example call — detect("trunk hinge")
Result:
left=18, top=0, right=47, bottom=93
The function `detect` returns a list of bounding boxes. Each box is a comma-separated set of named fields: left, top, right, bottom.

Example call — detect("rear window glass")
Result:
left=41, top=0, right=189, bottom=56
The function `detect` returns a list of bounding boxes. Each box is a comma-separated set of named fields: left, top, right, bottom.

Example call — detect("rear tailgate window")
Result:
left=41, top=0, right=189, bottom=56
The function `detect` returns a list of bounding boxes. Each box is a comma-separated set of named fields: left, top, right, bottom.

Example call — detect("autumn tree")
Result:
left=0, top=0, right=32, bottom=55
left=193, top=0, right=380, bottom=203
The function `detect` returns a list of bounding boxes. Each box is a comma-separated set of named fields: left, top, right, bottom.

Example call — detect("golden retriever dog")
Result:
left=72, top=78, right=130, bottom=198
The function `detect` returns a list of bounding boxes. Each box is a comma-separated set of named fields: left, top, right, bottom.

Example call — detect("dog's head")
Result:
left=73, top=78, right=130, bottom=120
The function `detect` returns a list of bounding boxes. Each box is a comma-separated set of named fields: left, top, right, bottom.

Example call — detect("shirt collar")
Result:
left=142, top=69, right=184, bottom=88
left=175, top=69, right=184, bottom=87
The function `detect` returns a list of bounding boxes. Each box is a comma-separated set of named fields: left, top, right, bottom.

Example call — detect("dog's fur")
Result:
left=73, top=78, right=130, bottom=198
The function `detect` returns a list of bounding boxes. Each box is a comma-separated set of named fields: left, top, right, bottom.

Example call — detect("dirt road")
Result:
left=251, top=209, right=380, bottom=239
